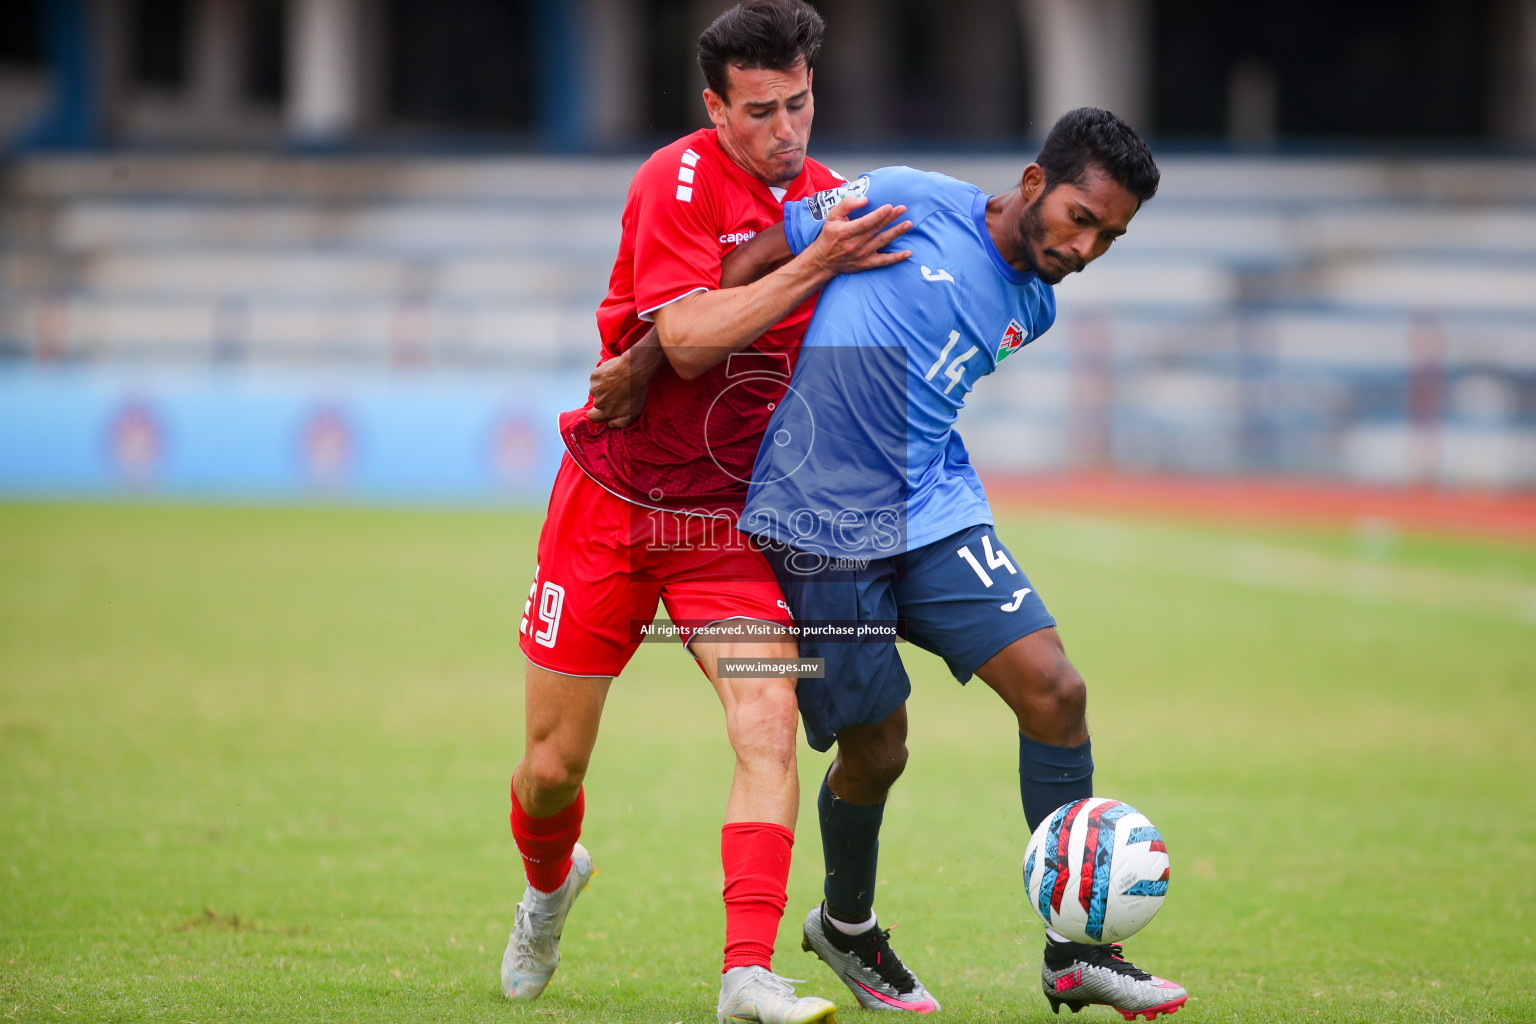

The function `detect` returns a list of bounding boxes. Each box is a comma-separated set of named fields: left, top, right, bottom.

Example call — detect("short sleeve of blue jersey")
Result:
left=783, top=166, right=932, bottom=255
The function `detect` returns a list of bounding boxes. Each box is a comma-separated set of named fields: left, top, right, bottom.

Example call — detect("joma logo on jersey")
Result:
left=997, top=319, right=1028, bottom=363
left=805, top=175, right=871, bottom=220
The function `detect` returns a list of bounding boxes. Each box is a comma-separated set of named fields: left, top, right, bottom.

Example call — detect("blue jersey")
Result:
left=740, top=166, right=1056, bottom=557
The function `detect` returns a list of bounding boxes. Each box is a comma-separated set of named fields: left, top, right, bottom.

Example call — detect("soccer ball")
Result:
left=1022, top=797, right=1170, bottom=945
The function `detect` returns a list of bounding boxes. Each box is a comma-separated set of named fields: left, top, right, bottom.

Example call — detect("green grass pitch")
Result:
left=1, top=502, right=1533, bottom=1023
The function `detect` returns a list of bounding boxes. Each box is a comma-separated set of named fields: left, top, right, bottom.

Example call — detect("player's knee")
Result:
left=1030, top=653, right=1088, bottom=737
left=1049, top=662, right=1088, bottom=724
left=521, top=744, right=589, bottom=803
left=856, top=736, right=908, bottom=793
left=758, top=684, right=802, bottom=751
left=835, top=719, right=908, bottom=799
left=1006, top=633, right=1087, bottom=730
left=729, top=682, right=800, bottom=766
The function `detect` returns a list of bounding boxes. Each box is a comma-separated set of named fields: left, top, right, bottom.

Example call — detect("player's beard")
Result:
left=1019, top=193, right=1084, bottom=285
left=767, top=148, right=805, bottom=186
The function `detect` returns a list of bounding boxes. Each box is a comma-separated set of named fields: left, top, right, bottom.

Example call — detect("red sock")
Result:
left=510, top=782, right=584, bottom=893
left=720, top=822, right=794, bottom=972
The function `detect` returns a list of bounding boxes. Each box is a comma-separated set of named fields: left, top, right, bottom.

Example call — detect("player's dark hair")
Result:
left=697, top=0, right=825, bottom=102
left=1035, top=107, right=1160, bottom=205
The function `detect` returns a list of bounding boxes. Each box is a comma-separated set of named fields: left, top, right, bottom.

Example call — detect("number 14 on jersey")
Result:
left=925, top=330, right=979, bottom=395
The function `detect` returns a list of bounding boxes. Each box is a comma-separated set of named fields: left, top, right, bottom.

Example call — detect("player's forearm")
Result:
left=720, top=224, right=793, bottom=289
left=656, top=197, right=912, bottom=380
left=653, top=248, right=833, bottom=381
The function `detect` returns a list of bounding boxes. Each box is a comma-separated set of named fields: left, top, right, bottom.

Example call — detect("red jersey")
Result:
left=560, top=128, right=845, bottom=517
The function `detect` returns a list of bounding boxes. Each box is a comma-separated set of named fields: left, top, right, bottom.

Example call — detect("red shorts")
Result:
left=519, top=456, right=793, bottom=677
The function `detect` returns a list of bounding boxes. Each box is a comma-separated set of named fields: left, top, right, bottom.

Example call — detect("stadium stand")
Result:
left=1, top=153, right=1533, bottom=485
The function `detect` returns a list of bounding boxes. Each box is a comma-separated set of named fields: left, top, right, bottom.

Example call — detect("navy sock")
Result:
left=1019, top=734, right=1094, bottom=833
left=818, top=771, right=884, bottom=925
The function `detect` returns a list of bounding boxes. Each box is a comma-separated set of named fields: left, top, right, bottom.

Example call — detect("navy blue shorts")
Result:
left=759, top=523, right=1056, bottom=752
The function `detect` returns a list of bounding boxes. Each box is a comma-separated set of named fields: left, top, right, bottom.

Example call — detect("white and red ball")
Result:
left=1022, top=797, right=1170, bottom=944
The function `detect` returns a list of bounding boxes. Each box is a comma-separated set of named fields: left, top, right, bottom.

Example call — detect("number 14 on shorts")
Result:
left=956, top=533, right=1033, bottom=611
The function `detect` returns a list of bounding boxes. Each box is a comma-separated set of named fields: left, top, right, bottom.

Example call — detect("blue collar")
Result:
left=971, top=190, right=1036, bottom=286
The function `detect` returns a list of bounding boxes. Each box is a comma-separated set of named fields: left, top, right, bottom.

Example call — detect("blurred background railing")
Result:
left=1, top=0, right=1533, bottom=501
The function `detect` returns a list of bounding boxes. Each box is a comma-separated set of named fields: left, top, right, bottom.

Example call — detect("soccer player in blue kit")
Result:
left=732, top=108, right=1189, bottom=1021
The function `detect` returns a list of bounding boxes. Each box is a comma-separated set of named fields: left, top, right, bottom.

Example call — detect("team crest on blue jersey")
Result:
left=805, top=175, right=871, bottom=220
left=997, top=319, right=1027, bottom=362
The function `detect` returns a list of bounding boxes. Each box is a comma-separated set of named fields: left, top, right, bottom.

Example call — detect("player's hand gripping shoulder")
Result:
left=651, top=197, right=910, bottom=381
left=802, top=195, right=913, bottom=277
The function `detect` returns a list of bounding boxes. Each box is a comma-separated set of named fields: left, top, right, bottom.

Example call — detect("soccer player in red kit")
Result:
left=501, top=4, right=911, bottom=1023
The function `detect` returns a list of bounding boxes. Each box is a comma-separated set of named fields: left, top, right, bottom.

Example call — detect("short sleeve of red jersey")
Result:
left=631, top=145, right=726, bottom=321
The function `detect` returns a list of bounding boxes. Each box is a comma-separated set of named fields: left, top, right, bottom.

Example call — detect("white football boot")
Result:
left=717, top=965, right=838, bottom=1024
left=500, top=842, right=594, bottom=1000
left=1041, top=938, right=1188, bottom=1020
